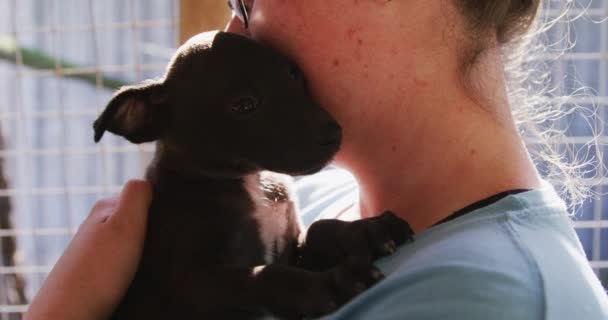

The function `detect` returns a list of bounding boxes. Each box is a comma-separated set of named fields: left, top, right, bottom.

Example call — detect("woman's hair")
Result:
left=455, top=0, right=603, bottom=209
left=456, top=0, right=540, bottom=44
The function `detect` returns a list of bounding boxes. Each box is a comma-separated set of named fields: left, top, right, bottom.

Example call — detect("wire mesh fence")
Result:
left=0, top=0, right=177, bottom=317
left=0, top=0, right=606, bottom=318
left=554, top=0, right=608, bottom=277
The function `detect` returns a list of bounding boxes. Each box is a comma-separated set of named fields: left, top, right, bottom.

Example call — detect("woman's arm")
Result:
left=24, top=180, right=152, bottom=320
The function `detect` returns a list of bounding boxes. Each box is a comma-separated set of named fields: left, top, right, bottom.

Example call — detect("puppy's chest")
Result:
left=243, top=172, right=301, bottom=264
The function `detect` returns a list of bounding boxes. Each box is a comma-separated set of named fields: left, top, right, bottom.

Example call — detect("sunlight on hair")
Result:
left=506, top=0, right=606, bottom=211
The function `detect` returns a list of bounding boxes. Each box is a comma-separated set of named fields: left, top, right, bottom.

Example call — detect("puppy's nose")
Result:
left=317, top=122, right=342, bottom=147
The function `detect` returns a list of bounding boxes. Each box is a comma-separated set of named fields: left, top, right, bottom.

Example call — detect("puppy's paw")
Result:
left=273, top=261, right=381, bottom=319
left=260, top=259, right=385, bottom=319
left=364, top=211, right=414, bottom=258
left=299, top=212, right=414, bottom=272
left=328, top=257, right=384, bottom=305
left=332, top=210, right=414, bottom=261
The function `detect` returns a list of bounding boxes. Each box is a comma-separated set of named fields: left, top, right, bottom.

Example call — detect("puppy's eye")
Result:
left=288, top=63, right=302, bottom=81
left=230, top=96, right=259, bottom=114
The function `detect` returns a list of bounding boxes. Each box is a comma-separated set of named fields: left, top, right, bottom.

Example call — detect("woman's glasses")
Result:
left=228, top=0, right=250, bottom=29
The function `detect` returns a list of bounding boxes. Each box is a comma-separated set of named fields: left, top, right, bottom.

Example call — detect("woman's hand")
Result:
left=25, top=180, right=152, bottom=320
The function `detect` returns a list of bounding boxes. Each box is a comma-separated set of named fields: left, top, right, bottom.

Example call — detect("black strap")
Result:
left=433, top=189, right=531, bottom=226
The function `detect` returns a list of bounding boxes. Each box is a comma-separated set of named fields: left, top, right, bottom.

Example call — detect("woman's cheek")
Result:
left=248, top=1, right=351, bottom=118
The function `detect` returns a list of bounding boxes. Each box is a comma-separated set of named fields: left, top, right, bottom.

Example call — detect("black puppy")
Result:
left=94, top=31, right=413, bottom=319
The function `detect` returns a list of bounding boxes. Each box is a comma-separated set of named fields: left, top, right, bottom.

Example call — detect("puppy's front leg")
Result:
left=298, top=211, right=414, bottom=271
left=176, top=260, right=383, bottom=319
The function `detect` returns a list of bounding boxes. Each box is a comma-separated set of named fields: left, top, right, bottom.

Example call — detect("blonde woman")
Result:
left=27, top=1, right=608, bottom=319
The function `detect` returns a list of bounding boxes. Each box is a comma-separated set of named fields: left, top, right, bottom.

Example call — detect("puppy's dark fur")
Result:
left=94, top=31, right=413, bottom=319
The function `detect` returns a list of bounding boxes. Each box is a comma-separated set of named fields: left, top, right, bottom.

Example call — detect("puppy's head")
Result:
left=94, top=31, right=341, bottom=177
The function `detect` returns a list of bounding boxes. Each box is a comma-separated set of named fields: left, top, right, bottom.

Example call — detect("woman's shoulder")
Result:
left=321, top=213, right=543, bottom=320
left=323, top=183, right=608, bottom=319
left=324, top=242, right=546, bottom=320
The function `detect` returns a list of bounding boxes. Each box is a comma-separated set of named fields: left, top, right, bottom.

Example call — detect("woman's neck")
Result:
left=336, top=49, right=542, bottom=232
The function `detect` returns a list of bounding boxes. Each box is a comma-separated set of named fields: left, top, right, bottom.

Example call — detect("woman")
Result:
left=26, top=0, right=608, bottom=319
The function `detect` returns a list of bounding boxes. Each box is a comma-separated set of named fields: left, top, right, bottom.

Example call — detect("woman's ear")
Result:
left=93, top=80, right=169, bottom=144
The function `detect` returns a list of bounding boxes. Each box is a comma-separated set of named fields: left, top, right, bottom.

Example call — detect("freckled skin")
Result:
left=414, top=78, right=429, bottom=88
left=229, top=0, right=542, bottom=239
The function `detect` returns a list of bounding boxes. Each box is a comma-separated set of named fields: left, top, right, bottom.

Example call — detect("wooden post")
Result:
left=179, top=0, right=231, bottom=44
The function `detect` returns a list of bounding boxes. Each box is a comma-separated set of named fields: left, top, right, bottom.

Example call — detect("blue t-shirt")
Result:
left=295, top=168, right=608, bottom=320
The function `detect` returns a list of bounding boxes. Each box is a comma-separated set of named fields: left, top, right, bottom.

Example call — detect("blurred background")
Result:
left=0, top=0, right=606, bottom=318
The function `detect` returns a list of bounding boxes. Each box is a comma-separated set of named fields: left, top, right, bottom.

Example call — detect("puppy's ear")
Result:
left=93, top=80, right=169, bottom=144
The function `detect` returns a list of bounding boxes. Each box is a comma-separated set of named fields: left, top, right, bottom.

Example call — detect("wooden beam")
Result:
left=179, top=0, right=231, bottom=44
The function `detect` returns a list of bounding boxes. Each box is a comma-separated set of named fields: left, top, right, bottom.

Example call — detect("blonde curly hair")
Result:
left=455, top=0, right=603, bottom=210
